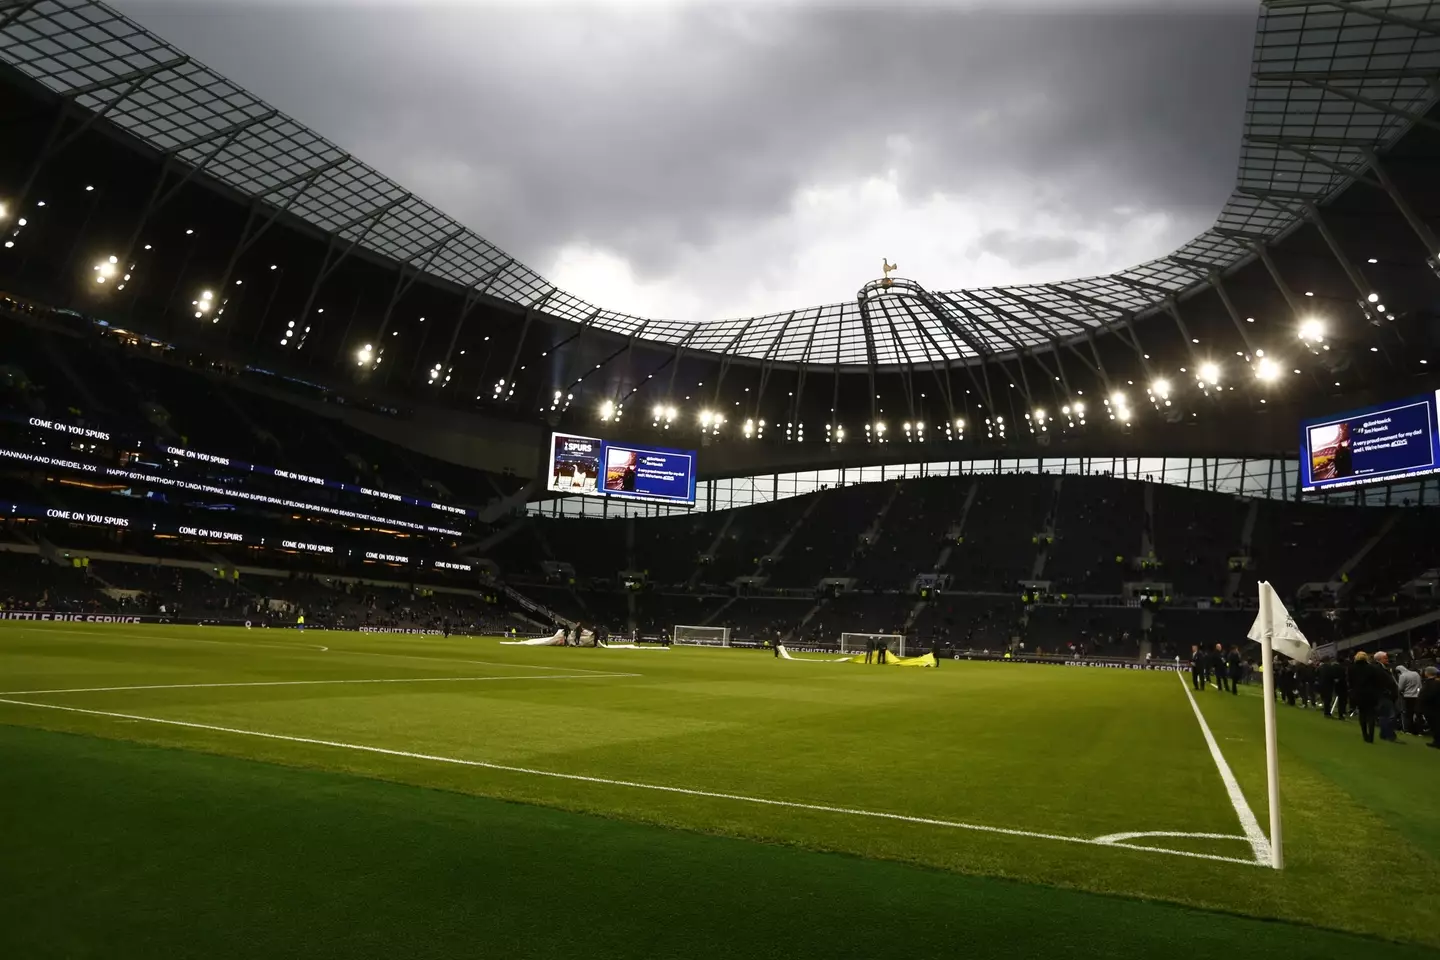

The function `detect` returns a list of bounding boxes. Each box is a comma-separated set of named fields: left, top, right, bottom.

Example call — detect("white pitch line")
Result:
left=0, top=672, right=641, bottom=696
left=1176, top=671, right=1272, bottom=865
left=0, top=696, right=1262, bottom=868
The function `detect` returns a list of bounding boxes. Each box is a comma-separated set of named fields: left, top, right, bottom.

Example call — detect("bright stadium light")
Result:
left=91, top=254, right=120, bottom=284
left=1150, top=378, right=1170, bottom=400
left=356, top=343, right=374, bottom=367
left=1367, top=292, right=1379, bottom=303
left=700, top=410, right=715, bottom=426
left=1299, top=318, right=1324, bottom=342
left=1198, top=362, right=1220, bottom=385
left=599, top=400, right=615, bottom=421
left=1255, top=357, right=1280, bottom=382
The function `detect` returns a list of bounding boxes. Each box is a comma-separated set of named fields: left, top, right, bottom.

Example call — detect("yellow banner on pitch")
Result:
left=888, top=652, right=936, bottom=667
left=846, top=652, right=936, bottom=667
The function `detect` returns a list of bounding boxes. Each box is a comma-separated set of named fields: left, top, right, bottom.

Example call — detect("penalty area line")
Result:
left=0, top=672, right=641, bottom=696
left=1176, top=670, right=1272, bottom=866
left=0, top=696, right=1262, bottom=868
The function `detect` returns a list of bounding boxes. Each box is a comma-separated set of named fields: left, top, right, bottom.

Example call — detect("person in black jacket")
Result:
left=1226, top=646, right=1243, bottom=694
left=1349, top=652, right=1381, bottom=743
left=1317, top=658, right=1338, bottom=717
left=1418, top=666, right=1440, bottom=749
left=1211, top=644, right=1229, bottom=692
left=1334, top=660, right=1350, bottom=719
left=1373, top=651, right=1402, bottom=742
left=1189, top=645, right=1204, bottom=691
left=1297, top=660, right=1317, bottom=709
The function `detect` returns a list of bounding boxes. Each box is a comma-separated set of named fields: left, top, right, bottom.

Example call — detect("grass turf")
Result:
left=1, top=622, right=1437, bottom=956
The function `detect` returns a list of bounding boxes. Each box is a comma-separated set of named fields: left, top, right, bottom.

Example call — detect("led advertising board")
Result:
left=1300, top=391, right=1440, bottom=494
left=547, top=433, right=696, bottom=505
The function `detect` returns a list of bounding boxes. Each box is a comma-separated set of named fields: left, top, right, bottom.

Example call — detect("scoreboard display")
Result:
left=1300, top=391, right=1440, bottom=495
left=547, top=433, right=697, bottom=506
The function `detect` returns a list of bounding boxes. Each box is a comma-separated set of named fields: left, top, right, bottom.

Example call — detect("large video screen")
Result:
left=1300, top=391, right=1440, bottom=494
left=547, top=433, right=696, bottom=505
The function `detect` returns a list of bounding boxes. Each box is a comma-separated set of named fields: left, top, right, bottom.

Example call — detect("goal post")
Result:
left=839, top=632, right=906, bottom=658
left=673, top=624, right=731, bottom=647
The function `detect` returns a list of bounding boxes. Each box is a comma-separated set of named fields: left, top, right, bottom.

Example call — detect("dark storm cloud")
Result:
left=110, top=1, right=1257, bottom=315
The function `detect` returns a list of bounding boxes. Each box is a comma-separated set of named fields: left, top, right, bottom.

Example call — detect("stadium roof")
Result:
left=2, top=0, right=1439, bottom=367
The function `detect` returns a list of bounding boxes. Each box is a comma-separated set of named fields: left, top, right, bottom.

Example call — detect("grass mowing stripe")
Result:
left=18, top=626, right=639, bottom=677
left=1176, top=670, right=1271, bottom=864
left=22, top=627, right=330, bottom=652
left=0, top=695, right=1263, bottom=868
left=0, top=672, right=642, bottom=696
left=8, top=724, right=1432, bottom=960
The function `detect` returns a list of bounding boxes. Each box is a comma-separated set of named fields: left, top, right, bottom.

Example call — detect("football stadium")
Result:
left=3, top=1, right=1440, bottom=957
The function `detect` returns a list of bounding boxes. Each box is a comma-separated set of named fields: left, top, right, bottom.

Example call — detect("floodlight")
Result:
left=1255, top=357, right=1279, bottom=382
left=1298, top=318, right=1324, bottom=342
left=1198, top=362, right=1220, bottom=384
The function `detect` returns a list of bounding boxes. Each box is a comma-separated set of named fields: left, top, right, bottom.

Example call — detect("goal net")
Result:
left=673, top=624, right=731, bottom=647
left=839, top=632, right=906, bottom=658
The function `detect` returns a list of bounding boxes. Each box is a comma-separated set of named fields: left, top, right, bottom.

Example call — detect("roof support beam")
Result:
left=943, top=295, right=1034, bottom=408
left=923, top=293, right=998, bottom=411
left=753, top=311, right=797, bottom=415
left=253, top=157, right=348, bottom=199
left=153, top=115, right=280, bottom=213
left=989, top=288, right=1104, bottom=377
left=710, top=315, right=759, bottom=409
left=1362, top=148, right=1440, bottom=265
left=1308, top=1, right=1440, bottom=40
left=1243, top=133, right=1375, bottom=149
left=1207, top=272, right=1258, bottom=352
left=9, top=56, right=190, bottom=216
left=60, top=55, right=191, bottom=100
left=1299, top=78, right=1440, bottom=134
left=906, top=312, right=959, bottom=428
left=0, top=2, right=40, bottom=32
left=1253, top=67, right=1440, bottom=82
left=1259, top=140, right=1382, bottom=189
left=618, top=330, right=696, bottom=409
left=1247, top=241, right=1308, bottom=320
left=433, top=260, right=514, bottom=387
left=1040, top=284, right=1155, bottom=380
left=501, top=287, right=557, bottom=395
left=165, top=110, right=278, bottom=154
left=297, top=196, right=410, bottom=363
left=664, top=330, right=695, bottom=401
left=1302, top=201, right=1376, bottom=306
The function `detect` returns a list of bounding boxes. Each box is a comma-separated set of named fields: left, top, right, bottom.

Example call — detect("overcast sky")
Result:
left=114, top=0, right=1258, bottom=323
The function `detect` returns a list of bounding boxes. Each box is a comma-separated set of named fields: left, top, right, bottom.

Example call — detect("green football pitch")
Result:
left=2, top=622, right=1437, bottom=958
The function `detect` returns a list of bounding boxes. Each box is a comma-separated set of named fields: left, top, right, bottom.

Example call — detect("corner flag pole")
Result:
left=1257, top=584, right=1283, bottom=869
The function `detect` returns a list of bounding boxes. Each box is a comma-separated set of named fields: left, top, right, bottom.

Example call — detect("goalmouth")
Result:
left=839, top=632, right=906, bottom=658
left=673, top=624, right=732, bottom=647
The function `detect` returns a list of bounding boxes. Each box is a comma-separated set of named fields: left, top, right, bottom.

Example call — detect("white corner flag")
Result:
left=1245, top=580, right=1311, bottom=869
